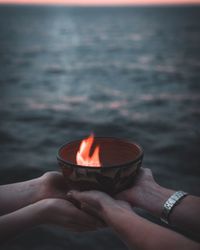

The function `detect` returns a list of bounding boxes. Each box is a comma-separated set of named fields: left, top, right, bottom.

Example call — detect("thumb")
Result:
left=80, top=202, right=106, bottom=226
left=66, top=190, right=102, bottom=211
left=66, top=190, right=105, bottom=221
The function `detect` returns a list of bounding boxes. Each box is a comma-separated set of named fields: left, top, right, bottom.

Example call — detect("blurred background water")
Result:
left=0, top=4, right=200, bottom=249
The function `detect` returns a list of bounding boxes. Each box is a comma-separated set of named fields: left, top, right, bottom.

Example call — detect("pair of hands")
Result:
left=1, top=168, right=200, bottom=249
left=32, top=172, right=103, bottom=232
left=39, top=168, right=155, bottom=231
left=35, top=169, right=200, bottom=250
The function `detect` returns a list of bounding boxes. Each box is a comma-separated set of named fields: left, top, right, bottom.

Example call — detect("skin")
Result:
left=1, top=168, right=199, bottom=248
left=67, top=190, right=200, bottom=250
left=116, top=168, right=200, bottom=234
left=0, top=172, right=103, bottom=245
left=0, top=172, right=68, bottom=215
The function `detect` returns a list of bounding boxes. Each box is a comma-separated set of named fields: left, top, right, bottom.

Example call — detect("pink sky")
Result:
left=0, top=0, right=200, bottom=5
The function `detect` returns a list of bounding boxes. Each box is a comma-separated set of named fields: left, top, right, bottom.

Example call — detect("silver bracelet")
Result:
left=160, top=191, right=188, bottom=224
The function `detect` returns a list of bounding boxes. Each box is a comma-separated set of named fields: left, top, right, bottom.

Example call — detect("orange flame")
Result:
left=76, top=134, right=101, bottom=167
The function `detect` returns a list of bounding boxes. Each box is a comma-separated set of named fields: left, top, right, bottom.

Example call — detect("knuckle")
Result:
left=144, top=168, right=152, bottom=174
left=42, top=171, right=62, bottom=183
left=42, top=172, right=55, bottom=182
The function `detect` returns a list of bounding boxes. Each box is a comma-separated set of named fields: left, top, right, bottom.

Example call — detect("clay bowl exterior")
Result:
left=57, top=137, right=143, bottom=194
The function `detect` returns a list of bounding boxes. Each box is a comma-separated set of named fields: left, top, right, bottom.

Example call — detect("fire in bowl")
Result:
left=57, top=135, right=143, bottom=194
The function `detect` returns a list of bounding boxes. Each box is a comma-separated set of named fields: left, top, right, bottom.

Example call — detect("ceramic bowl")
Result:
left=57, top=137, right=143, bottom=194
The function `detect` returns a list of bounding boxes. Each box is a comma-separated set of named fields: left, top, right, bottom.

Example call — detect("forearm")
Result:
left=0, top=176, right=45, bottom=215
left=0, top=202, right=43, bottom=244
left=102, top=206, right=199, bottom=250
left=126, top=184, right=200, bottom=233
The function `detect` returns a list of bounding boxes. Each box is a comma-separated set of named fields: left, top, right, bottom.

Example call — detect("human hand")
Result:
left=66, top=190, right=132, bottom=224
left=66, top=190, right=200, bottom=250
left=0, top=171, right=69, bottom=216
left=39, top=171, right=69, bottom=200
left=0, top=197, right=105, bottom=244
left=34, top=198, right=104, bottom=232
left=116, top=168, right=157, bottom=207
left=116, top=168, right=174, bottom=216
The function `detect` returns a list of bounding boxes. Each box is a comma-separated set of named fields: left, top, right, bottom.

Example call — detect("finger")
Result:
left=81, top=202, right=106, bottom=227
left=47, top=171, right=63, bottom=175
left=66, top=190, right=102, bottom=210
left=115, top=190, right=130, bottom=201
left=81, top=202, right=100, bottom=216
left=140, top=167, right=153, bottom=176
left=66, top=196, right=81, bottom=209
left=67, top=190, right=115, bottom=209
left=69, top=205, right=104, bottom=229
left=43, top=171, right=64, bottom=181
left=145, top=168, right=153, bottom=176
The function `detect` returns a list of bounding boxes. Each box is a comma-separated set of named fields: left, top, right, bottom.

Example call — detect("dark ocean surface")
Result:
left=0, top=5, right=200, bottom=249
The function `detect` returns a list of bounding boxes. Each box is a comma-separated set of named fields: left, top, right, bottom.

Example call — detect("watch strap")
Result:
left=161, top=191, right=188, bottom=224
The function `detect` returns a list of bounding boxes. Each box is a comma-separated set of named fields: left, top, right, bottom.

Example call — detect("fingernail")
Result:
left=66, top=191, right=73, bottom=199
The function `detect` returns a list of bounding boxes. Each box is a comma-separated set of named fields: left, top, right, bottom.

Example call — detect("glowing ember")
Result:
left=76, top=134, right=101, bottom=167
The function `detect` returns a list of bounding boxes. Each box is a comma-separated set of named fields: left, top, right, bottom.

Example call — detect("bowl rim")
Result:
left=57, top=136, right=144, bottom=169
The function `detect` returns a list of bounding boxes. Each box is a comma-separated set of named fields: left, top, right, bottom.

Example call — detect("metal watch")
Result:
left=161, top=191, right=188, bottom=224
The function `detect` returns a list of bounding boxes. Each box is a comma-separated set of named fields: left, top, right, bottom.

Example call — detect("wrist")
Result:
left=33, top=198, right=62, bottom=225
left=35, top=175, right=52, bottom=201
left=100, top=201, right=130, bottom=222
left=25, top=200, right=46, bottom=226
left=29, top=199, right=52, bottom=225
left=101, top=204, right=119, bottom=224
left=12, top=201, right=46, bottom=228
left=135, top=184, right=175, bottom=217
left=101, top=202, right=137, bottom=229
left=21, top=176, right=48, bottom=204
left=0, top=202, right=45, bottom=243
left=123, top=182, right=174, bottom=217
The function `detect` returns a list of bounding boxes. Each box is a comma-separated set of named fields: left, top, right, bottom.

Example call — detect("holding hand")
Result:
left=0, top=171, right=69, bottom=216
left=66, top=190, right=132, bottom=222
left=116, top=167, right=174, bottom=216
left=39, top=198, right=103, bottom=232
left=117, top=168, right=200, bottom=234
left=67, top=189, right=200, bottom=250
left=0, top=171, right=104, bottom=245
